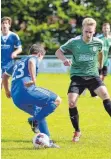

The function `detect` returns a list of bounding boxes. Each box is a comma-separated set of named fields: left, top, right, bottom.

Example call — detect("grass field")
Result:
left=1, top=74, right=111, bottom=159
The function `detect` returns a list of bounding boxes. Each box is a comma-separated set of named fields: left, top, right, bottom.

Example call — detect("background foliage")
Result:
left=1, top=0, right=111, bottom=54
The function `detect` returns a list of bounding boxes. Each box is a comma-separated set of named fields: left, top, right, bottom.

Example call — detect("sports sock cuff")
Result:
left=103, top=99, right=111, bottom=105
left=103, top=99, right=111, bottom=117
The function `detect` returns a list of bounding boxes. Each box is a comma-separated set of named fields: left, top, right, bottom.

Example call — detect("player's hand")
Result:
left=24, top=81, right=34, bottom=87
left=99, top=74, right=103, bottom=80
left=11, top=52, right=17, bottom=59
left=5, top=91, right=11, bottom=98
left=63, top=59, right=72, bottom=66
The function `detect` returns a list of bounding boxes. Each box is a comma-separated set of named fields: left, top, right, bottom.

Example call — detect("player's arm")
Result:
left=11, top=35, right=22, bottom=59
left=98, top=51, right=104, bottom=77
left=98, top=39, right=104, bottom=75
left=56, top=39, right=73, bottom=66
left=11, top=47, right=22, bottom=59
left=109, top=46, right=111, bottom=55
left=55, top=49, right=72, bottom=66
left=2, top=73, right=11, bottom=98
left=24, top=58, right=36, bottom=87
left=98, top=51, right=104, bottom=69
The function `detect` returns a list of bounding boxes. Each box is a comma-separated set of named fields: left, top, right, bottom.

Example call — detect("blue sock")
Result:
left=34, top=102, right=57, bottom=121
left=28, top=117, right=50, bottom=137
left=39, top=118, right=50, bottom=137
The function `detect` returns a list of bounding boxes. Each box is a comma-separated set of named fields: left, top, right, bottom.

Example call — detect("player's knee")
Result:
left=95, top=86, right=110, bottom=100
left=54, top=96, right=62, bottom=107
left=101, top=91, right=110, bottom=100
left=69, top=101, right=76, bottom=108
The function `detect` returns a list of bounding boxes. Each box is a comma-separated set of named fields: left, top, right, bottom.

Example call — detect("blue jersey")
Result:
left=5, top=55, right=57, bottom=137
left=6, top=55, right=39, bottom=94
left=1, top=31, right=22, bottom=71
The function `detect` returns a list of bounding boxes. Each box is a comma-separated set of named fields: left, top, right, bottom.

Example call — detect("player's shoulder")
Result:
left=28, top=55, right=37, bottom=60
left=9, top=31, right=20, bottom=39
left=96, top=33, right=104, bottom=39
left=69, top=35, right=81, bottom=43
left=93, top=37, right=103, bottom=44
left=27, top=55, right=38, bottom=64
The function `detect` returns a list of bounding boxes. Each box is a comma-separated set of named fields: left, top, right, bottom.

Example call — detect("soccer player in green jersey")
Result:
left=55, top=18, right=111, bottom=142
left=98, top=23, right=111, bottom=80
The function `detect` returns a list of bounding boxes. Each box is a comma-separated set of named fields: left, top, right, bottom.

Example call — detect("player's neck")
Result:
left=2, top=30, right=10, bottom=36
left=82, top=36, right=92, bottom=43
left=103, top=33, right=110, bottom=38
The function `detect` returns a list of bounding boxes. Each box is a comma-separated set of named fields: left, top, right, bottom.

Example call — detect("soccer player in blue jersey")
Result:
left=2, top=43, right=61, bottom=148
left=1, top=16, right=22, bottom=77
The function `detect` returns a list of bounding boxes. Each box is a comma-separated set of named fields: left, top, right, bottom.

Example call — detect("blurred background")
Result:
left=1, top=0, right=111, bottom=73
left=1, top=0, right=111, bottom=54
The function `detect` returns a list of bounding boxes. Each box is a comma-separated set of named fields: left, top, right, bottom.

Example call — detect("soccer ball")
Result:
left=32, top=133, right=50, bottom=148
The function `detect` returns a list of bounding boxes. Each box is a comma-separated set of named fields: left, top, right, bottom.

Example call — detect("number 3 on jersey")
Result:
left=12, top=62, right=25, bottom=81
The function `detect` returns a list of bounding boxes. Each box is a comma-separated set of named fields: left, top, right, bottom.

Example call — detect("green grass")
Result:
left=1, top=74, right=111, bottom=159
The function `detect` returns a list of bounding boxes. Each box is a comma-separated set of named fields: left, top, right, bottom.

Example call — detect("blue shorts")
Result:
left=11, top=85, right=57, bottom=115
left=1, top=60, right=14, bottom=76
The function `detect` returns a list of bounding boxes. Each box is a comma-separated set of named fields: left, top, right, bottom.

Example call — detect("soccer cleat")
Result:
left=72, top=131, right=81, bottom=142
left=28, top=117, right=39, bottom=133
left=49, top=140, right=60, bottom=148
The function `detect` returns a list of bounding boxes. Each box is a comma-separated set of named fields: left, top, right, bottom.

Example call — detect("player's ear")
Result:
left=38, top=52, right=41, bottom=57
left=94, top=28, right=96, bottom=34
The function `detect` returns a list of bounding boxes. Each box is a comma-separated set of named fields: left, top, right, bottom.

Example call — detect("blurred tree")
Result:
left=1, top=0, right=111, bottom=54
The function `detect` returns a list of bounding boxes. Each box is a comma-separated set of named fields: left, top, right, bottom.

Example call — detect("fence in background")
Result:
left=17, top=55, right=111, bottom=74
left=39, top=55, right=111, bottom=74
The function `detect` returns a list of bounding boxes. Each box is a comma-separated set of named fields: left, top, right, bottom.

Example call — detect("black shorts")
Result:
left=68, top=76, right=105, bottom=96
left=99, top=66, right=108, bottom=76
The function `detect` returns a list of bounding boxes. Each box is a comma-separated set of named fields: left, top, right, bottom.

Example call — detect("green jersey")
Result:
left=60, top=36, right=103, bottom=77
left=98, top=34, right=111, bottom=66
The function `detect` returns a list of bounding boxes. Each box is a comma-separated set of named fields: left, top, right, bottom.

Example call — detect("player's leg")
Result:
left=12, top=87, right=61, bottom=120
left=89, top=90, right=97, bottom=97
left=12, top=93, right=51, bottom=136
left=28, top=105, right=50, bottom=136
left=31, top=88, right=61, bottom=148
left=89, top=77, right=111, bottom=117
left=38, top=119, right=50, bottom=136
left=14, top=102, right=50, bottom=136
left=1, top=68, right=5, bottom=89
left=12, top=86, right=61, bottom=148
left=28, top=116, right=50, bottom=136
left=88, top=67, right=104, bottom=98
left=34, top=95, right=61, bottom=121
left=12, top=86, right=61, bottom=113
left=94, top=86, right=111, bottom=117
left=68, top=77, right=85, bottom=142
left=68, top=93, right=80, bottom=132
left=21, top=86, right=61, bottom=120
left=68, top=92, right=82, bottom=142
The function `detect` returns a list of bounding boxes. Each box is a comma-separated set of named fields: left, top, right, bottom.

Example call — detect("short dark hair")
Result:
left=29, top=43, right=46, bottom=55
left=1, top=16, right=12, bottom=25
